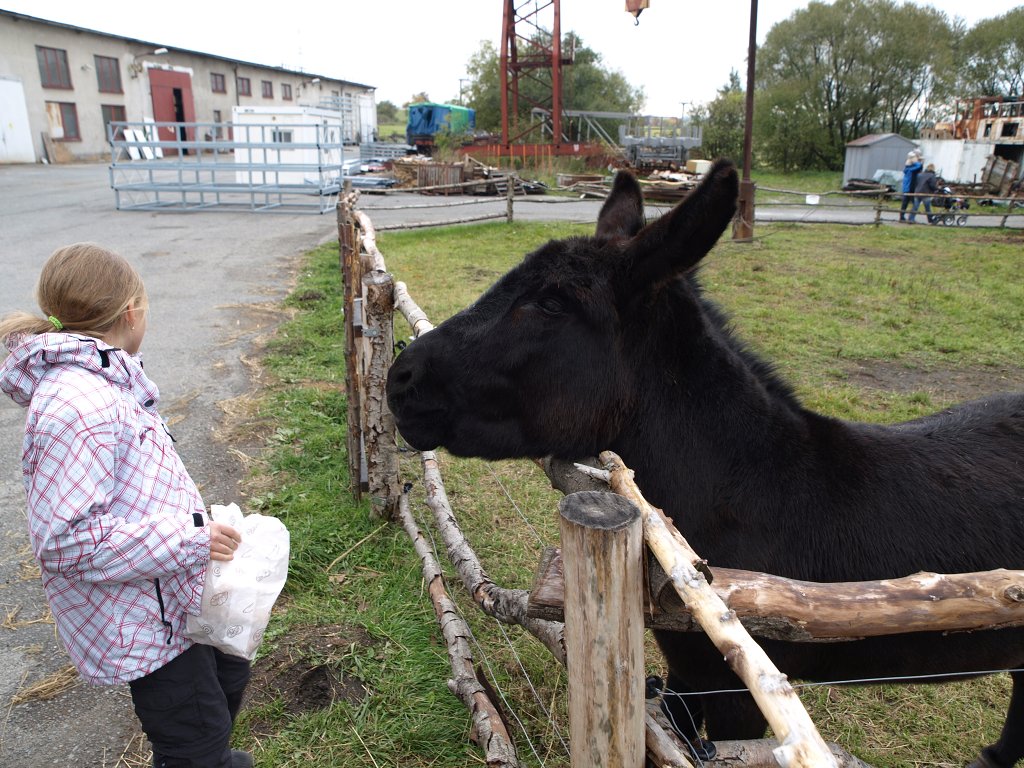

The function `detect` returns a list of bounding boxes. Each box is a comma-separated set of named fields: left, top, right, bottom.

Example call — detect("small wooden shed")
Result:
left=843, top=133, right=919, bottom=185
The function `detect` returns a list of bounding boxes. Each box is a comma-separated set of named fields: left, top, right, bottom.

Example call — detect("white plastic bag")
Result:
left=185, top=503, right=289, bottom=660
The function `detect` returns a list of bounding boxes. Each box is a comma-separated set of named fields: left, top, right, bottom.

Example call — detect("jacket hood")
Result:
left=0, top=333, right=159, bottom=408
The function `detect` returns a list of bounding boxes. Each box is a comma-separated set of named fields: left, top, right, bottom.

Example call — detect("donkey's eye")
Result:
left=536, top=296, right=564, bottom=316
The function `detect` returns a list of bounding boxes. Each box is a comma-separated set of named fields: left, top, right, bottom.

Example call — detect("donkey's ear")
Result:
left=623, top=159, right=738, bottom=289
left=595, top=171, right=645, bottom=239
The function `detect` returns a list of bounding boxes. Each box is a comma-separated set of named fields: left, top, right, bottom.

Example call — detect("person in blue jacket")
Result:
left=900, top=150, right=923, bottom=222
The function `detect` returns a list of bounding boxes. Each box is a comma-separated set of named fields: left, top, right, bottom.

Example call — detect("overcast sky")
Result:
left=5, top=1, right=1021, bottom=116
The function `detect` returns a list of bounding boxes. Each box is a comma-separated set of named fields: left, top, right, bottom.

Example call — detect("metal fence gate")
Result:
left=109, top=120, right=363, bottom=214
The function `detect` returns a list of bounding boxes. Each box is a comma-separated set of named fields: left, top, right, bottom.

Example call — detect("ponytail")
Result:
left=0, top=243, right=146, bottom=348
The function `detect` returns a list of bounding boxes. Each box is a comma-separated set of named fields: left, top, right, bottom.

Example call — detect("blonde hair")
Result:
left=0, top=243, right=147, bottom=344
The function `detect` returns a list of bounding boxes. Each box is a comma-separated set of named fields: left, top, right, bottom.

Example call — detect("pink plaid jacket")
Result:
left=1, top=333, right=212, bottom=685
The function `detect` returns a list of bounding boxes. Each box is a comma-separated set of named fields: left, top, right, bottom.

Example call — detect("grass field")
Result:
left=233, top=215, right=1023, bottom=767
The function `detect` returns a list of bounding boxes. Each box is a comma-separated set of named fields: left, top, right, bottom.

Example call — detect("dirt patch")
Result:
left=244, top=623, right=373, bottom=735
left=292, top=290, right=327, bottom=305
left=844, top=360, right=1024, bottom=402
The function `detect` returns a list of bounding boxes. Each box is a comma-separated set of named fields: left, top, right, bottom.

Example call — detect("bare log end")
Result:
left=1005, top=584, right=1024, bottom=603
left=559, top=490, right=641, bottom=531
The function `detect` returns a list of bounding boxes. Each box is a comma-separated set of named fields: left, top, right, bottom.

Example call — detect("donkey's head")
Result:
left=386, top=159, right=739, bottom=460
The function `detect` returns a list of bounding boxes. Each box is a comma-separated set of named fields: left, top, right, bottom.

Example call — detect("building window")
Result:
left=46, top=101, right=80, bottom=141
left=282, top=83, right=292, bottom=101
left=94, top=55, right=122, bottom=93
left=101, top=104, right=126, bottom=142
left=261, top=80, right=273, bottom=98
left=271, top=129, right=293, bottom=143
left=211, top=72, right=226, bottom=93
left=37, top=46, right=72, bottom=89
left=237, top=76, right=251, bottom=96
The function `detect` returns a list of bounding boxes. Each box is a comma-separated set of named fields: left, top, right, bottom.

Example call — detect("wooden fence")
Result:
left=352, top=169, right=1024, bottom=231
left=336, top=194, right=1024, bottom=768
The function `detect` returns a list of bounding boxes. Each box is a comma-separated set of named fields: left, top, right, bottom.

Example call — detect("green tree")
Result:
left=693, top=71, right=746, bottom=165
left=376, top=100, right=400, bottom=125
left=754, top=81, right=824, bottom=172
left=755, top=0, right=954, bottom=169
left=463, top=33, right=643, bottom=138
left=959, top=7, right=1024, bottom=97
left=464, top=41, right=503, bottom=133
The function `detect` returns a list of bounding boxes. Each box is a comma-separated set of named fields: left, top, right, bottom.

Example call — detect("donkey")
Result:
left=386, top=159, right=1024, bottom=767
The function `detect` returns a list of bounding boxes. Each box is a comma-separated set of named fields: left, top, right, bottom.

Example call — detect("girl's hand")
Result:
left=208, top=521, right=242, bottom=562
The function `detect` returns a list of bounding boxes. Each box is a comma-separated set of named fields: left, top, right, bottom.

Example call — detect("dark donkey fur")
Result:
left=386, top=159, right=1024, bottom=767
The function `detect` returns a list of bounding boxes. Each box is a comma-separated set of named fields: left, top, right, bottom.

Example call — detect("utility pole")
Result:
left=733, top=0, right=758, bottom=241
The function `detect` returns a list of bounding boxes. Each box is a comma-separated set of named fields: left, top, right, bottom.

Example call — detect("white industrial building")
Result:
left=0, top=9, right=377, bottom=165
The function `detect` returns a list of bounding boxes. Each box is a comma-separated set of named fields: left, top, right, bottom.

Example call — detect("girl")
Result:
left=0, top=243, right=253, bottom=768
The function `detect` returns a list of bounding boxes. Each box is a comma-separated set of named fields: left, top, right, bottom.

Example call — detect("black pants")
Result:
left=900, top=194, right=913, bottom=217
left=129, top=643, right=251, bottom=768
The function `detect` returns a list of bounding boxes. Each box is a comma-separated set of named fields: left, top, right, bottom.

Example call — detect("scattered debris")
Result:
left=10, top=664, right=81, bottom=706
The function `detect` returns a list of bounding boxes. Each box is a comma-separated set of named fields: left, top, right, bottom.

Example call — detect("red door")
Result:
left=148, top=69, right=196, bottom=154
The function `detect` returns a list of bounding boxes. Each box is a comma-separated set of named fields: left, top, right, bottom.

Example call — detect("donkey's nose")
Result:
left=388, top=363, right=414, bottom=390
left=385, top=350, right=421, bottom=408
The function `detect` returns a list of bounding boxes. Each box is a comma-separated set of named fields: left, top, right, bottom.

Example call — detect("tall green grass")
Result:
left=238, top=220, right=1023, bottom=767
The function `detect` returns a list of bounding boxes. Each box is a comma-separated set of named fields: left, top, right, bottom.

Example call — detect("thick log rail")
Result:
left=530, top=546, right=1024, bottom=641
left=338, top=195, right=1024, bottom=768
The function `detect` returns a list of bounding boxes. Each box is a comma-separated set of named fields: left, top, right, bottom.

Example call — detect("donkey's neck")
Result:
left=610, top=299, right=814, bottom=546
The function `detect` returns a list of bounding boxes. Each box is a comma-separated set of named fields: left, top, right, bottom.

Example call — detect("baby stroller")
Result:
left=931, top=184, right=969, bottom=227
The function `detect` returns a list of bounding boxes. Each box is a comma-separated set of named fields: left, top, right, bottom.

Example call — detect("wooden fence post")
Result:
left=338, top=192, right=364, bottom=501
left=560, top=491, right=645, bottom=768
left=506, top=172, right=515, bottom=223
left=362, top=270, right=400, bottom=519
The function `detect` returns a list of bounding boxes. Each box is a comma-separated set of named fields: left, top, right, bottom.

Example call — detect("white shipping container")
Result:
left=231, top=106, right=354, bottom=187
left=916, top=139, right=1004, bottom=185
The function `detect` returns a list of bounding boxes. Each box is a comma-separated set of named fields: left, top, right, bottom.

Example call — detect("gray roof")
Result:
left=846, top=132, right=917, bottom=148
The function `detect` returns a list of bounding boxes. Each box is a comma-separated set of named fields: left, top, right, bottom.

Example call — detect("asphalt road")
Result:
left=0, top=162, right=1018, bottom=767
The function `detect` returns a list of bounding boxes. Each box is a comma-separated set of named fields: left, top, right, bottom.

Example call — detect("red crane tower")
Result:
left=500, top=0, right=571, bottom=148
left=461, top=1, right=647, bottom=165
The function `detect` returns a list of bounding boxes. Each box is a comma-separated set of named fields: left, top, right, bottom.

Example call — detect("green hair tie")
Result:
left=48, top=316, right=64, bottom=331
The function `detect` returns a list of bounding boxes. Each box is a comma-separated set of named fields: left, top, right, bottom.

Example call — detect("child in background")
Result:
left=0, top=243, right=253, bottom=768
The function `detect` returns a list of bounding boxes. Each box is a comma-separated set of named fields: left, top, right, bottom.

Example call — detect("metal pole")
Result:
left=500, top=0, right=513, bottom=146
left=734, top=0, right=758, bottom=241
left=551, top=0, right=563, bottom=149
